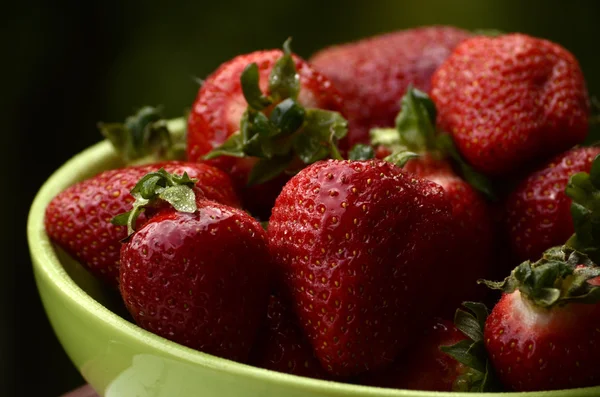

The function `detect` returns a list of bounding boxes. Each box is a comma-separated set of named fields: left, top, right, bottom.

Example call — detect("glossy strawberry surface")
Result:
left=250, top=294, right=329, bottom=379
left=45, top=162, right=239, bottom=287
left=310, top=26, right=471, bottom=147
left=120, top=201, right=270, bottom=362
left=485, top=291, right=600, bottom=391
left=505, top=147, right=600, bottom=262
left=268, top=159, right=454, bottom=376
left=187, top=50, right=345, bottom=218
left=431, top=34, right=589, bottom=176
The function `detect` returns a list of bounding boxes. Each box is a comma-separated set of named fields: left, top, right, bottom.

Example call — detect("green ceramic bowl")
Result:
left=28, top=138, right=600, bottom=397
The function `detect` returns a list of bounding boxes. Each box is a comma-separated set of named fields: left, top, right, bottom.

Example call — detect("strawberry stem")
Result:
left=204, top=40, right=348, bottom=185
left=370, top=87, right=495, bottom=199
left=112, top=168, right=198, bottom=237
left=98, top=107, right=186, bottom=165
left=479, top=247, right=600, bottom=307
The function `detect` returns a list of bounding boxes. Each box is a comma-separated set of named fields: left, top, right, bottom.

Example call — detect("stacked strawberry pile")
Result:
left=45, top=28, right=600, bottom=392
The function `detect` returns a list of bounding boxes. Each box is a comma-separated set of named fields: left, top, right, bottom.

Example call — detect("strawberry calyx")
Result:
left=369, top=87, right=495, bottom=199
left=566, top=153, right=600, bottom=263
left=440, top=302, right=501, bottom=392
left=112, top=168, right=198, bottom=237
left=99, top=107, right=187, bottom=165
left=471, top=29, right=504, bottom=37
left=204, top=38, right=348, bottom=186
left=481, top=246, right=600, bottom=307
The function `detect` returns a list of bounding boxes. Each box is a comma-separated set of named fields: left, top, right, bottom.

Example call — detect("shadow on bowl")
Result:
left=27, top=139, right=600, bottom=397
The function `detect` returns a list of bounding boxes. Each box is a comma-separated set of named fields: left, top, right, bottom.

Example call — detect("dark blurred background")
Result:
left=5, top=0, right=600, bottom=395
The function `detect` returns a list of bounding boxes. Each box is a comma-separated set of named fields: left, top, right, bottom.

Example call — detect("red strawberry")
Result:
left=369, top=88, right=495, bottom=316
left=482, top=247, right=600, bottom=391
left=360, top=319, right=468, bottom=391
left=403, top=157, right=494, bottom=315
left=188, top=41, right=346, bottom=218
left=506, top=146, right=600, bottom=263
left=482, top=160, right=600, bottom=391
left=119, top=184, right=270, bottom=362
left=44, top=162, right=239, bottom=287
left=310, top=26, right=471, bottom=147
left=268, top=159, right=454, bottom=377
left=431, top=33, right=590, bottom=176
left=250, top=295, right=328, bottom=379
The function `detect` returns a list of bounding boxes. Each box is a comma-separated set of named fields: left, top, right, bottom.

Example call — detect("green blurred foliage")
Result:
left=6, top=0, right=600, bottom=395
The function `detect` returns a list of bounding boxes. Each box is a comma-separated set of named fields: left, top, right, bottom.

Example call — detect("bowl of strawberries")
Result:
left=28, top=26, right=600, bottom=397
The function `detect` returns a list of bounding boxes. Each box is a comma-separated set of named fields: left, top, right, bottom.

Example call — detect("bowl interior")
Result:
left=27, top=140, right=600, bottom=397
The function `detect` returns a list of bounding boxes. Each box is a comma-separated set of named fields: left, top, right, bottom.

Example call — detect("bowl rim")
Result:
left=27, top=139, right=600, bottom=397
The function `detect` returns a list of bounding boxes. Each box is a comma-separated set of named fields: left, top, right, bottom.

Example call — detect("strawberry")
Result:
left=360, top=319, right=467, bottom=391
left=479, top=158, right=600, bottom=391
left=431, top=33, right=590, bottom=177
left=249, top=294, right=328, bottom=379
left=188, top=40, right=347, bottom=218
left=359, top=310, right=502, bottom=393
left=505, top=146, right=600, bottom=263
left=268, top=159, right=454, bottom=377
left=118, top=170, right=270, bottom=363
left=368, top=88, right=496, bottom=316
left=310, top=26, right=471, bottom=148
left=482, top=247, right=600, bottom=391
left=44, top=162, right=239, bottom=287
left=404, top=158, right=494, bottom=314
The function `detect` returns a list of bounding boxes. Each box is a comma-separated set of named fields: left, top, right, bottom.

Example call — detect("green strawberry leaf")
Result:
left=435, top=134, right=496, bottom=200
left=441, top=339, right=486, bottom=373
left=294, top=109, right=347, bottom=163
left=440, top=302, right=502, bottom=392
left=247, top=155, right=294, bottom=186
left=204, top=39, right=347, bottom=185
left=370, top=128, right=402, bottom=148
left=270, top=98, right=305, bottom=135
left=393, top=86, right=437, bottom=153
left=99, top=106, right=187, bottom=165
left=565, top=154, right=600, bottom=263
left=410, top=87, right=437, bottom=124
left=480, top=246, right=600, bottom=307
left=384, top=150, right=420, bottom=167
left=241, top=63, right=272, bottom=110
left=268, top=37, right=300, bottom=102
left=472, top=28, right=505, bottom=37
left=372, top=88, right=496, bottom=199
left=203, top=133, right=246, bottom=159
left=112, top=168, right=198, bottom=237
left=348, top=144, right=375, bottom=160
left=453, top=302, right=487, bottom=343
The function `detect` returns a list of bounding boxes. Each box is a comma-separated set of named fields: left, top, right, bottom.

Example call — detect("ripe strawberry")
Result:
left=249, top=294, right=328, bottom=379
left=482, top=247, right=600, bottom=391
left=118, top=170, right=269, bottom=362
left=404, top=157, right=494, bottom=315
left=369, top=88, right=495, bottom=316
left=506, top=146, right=600, bottom=263
left=310, top=26, right=471, bottom=147
left=431, top=33, right=590, bottom=176
left=268, top=159, right=454, bottom=377
left=481, top=160, right=600, bottom=391
left=44, top=162, right=239, bottom=287
left=188, top=40, right=347, bottom=218
left=360, top=319, right=468, bottom=391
